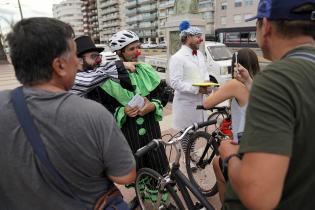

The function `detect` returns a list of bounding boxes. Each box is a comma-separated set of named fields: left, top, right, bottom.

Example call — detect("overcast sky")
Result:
left=0, top=0, right=62, bottom=32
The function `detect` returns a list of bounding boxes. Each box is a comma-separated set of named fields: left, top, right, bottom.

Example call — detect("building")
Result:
left=157, top=0, right=216, bottom=42
left=81, top=0, right=100, bottom=43
left=98, top=0, right=126, bottom=44
left=53, top=0, right=84, bottom=37
left=125, top=0, right=159, bottom=44
left=157, top=0, right=175, bottom=42
left=214, top=0, right=259, bottom=47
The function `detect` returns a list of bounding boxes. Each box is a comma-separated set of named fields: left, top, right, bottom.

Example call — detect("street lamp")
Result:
left=17, top=0, right=23, bottom=19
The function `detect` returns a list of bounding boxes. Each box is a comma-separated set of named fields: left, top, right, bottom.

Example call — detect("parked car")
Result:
left=158, top=41, right=167, bottom=49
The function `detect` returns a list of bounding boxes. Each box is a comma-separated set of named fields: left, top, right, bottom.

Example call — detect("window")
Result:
left=234, top=15, right=242, bottom=23
left=244, top=0, right=253, bottom=6
left=225, top=32, right=240, bottom=43
left=234, top=0, right=242, bottom=7
left=221, top=2, right=227, bottom=10
left=221, top=17, right=226, bottom=25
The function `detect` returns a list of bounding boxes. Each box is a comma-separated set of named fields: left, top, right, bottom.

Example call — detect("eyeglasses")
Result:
left=90, top=53, right=102, bottom=59
left=83, top=53, right=102, bottom=59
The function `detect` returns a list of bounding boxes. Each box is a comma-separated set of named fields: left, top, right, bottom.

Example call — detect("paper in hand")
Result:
left=128, top=94, right=145, bottom=108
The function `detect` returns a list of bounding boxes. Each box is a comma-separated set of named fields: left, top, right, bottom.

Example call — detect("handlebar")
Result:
left=135, top=119, right=217, bottom=158
left=196, top=105, right=228, bottom=113
left=134, top=139, right=159, bottom=158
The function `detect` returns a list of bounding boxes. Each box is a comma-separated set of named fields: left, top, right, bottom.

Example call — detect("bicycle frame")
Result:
left=170, top=163, right=215, bottom=210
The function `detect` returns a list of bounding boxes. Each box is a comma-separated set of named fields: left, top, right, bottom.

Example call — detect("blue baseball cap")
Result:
left=245, top=0, right=315, bottom=21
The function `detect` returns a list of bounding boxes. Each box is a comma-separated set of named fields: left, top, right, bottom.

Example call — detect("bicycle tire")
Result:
left=205, top=111, right=229, bottom=132
left=135, top=168, right=185, bottom=210
left=185, top=131, right=218, bottom=197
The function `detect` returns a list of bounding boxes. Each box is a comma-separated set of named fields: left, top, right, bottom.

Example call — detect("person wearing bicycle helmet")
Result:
left=94, top=30, right=169, bottom=177
left=219, top=1, right=315, bottom=210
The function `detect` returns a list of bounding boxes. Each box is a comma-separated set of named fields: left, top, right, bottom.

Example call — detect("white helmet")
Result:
left=109, top=30, right=139, bottom=52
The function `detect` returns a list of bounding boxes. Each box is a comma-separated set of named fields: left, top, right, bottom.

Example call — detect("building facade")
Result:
left=125, top=0, right=159, bottom=44
left=98, top=0, right=126, bottom=44
left=214, top=0, right=259, bottom=47
left=157, top=0, right=215, bottom=42
left=81, top=0, right=100, bottom=43
left=53, top=0, right=84, bottom=37
left=215, top=0, right=258, bottom=28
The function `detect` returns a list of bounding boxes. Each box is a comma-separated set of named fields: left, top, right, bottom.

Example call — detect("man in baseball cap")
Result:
left=219, top=1, right=315, bottom=210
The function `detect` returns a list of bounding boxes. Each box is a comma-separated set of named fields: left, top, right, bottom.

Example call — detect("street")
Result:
left=0, top=64, right=222, bottom=209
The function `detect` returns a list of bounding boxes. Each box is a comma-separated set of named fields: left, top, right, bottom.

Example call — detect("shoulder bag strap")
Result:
left=10, top=86, right=88, bottom=210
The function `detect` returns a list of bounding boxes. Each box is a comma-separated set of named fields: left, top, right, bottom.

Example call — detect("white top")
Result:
left=231, top=97, right=247, bottom=143
left=169, top=45, right=209, bottom=129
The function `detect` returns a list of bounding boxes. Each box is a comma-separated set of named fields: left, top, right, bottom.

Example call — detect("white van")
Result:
left=204, top=41, right=232, bottom=84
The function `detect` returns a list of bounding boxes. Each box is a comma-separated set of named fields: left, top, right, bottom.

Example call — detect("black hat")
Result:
left=75, top=36, right=104, bottom=57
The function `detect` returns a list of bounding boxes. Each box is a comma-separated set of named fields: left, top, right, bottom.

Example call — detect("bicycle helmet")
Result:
left=109, top=30, right=139, bottom=52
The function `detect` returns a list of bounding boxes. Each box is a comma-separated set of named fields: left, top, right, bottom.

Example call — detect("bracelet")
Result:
left=222, top=153, right=243, bottom=174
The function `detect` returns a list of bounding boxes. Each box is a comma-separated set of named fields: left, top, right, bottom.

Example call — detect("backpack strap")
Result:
left=10, top=87, right=88, bottom=210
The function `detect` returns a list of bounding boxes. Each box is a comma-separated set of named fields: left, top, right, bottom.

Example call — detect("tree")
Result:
left=0, top=16, right=15, bottom=64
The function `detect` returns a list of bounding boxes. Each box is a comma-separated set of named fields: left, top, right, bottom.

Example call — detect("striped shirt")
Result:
left=70, top=61, right=119, bottom=96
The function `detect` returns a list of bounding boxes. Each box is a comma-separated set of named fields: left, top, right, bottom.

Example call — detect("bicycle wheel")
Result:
left=205, top=111, right=228, bottom=132
left=135, top=168, right=184, bottom=210
left=185, top=131, right=218, bottom=197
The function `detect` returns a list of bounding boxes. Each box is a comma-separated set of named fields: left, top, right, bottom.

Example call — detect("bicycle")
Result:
left=185, top=106, right=231, bottom=197
left=134, top=120, right=217, bottom=210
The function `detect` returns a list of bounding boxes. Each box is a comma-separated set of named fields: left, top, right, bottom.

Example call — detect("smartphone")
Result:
left=234, top=52, right=239, bottom=75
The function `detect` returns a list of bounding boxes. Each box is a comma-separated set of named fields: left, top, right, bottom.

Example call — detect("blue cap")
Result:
left=245, top=0, right=315, bottom=22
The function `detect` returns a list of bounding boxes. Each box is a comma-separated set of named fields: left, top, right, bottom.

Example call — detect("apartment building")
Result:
left=157, top=0, right=215, bottom=42
left=215, top=0, right=258, bottom=28
left=81, top=0, right=100, bottom=43
left=53, top=0, right=84, bottom=37
left=98, top=0, right=126, bottom=44
left=125, top=0, right=159, bottom=44
left=214, top=0, right=259, bottom=47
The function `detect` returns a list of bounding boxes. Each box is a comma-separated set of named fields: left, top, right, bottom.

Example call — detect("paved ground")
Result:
left=0, top=64, right=222, bottom=209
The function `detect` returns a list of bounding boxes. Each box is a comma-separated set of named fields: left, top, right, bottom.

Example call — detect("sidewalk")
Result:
left=0, top=64, right=20, bottom=90
left=0, top=64, right=221, bottom=209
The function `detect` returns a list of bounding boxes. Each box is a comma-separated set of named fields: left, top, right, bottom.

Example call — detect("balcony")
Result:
left=126, top=16, right=139, bottom=24
left=142, top=14, right=157, bottom=21
left=126, top=8, right=137, bottom=16
left=126, top=1, right=137, bottom=9
left=88, top=3, right=96, bottom=10
left=137, top=0, right=154, bottom=5
left=159, top=0, right=175, bottom=9
left=99, top=0, right=117, bottom=9
left=104, top=13, right=119, bottom=21
left=138, top=5, right=157, bottom=13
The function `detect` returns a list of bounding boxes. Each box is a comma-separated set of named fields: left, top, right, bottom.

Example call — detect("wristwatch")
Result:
left=222, top=153, right=243, bottom=174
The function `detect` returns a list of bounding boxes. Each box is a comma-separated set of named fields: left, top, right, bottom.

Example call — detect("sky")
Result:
left=0, top=0, right=63, bottom=32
